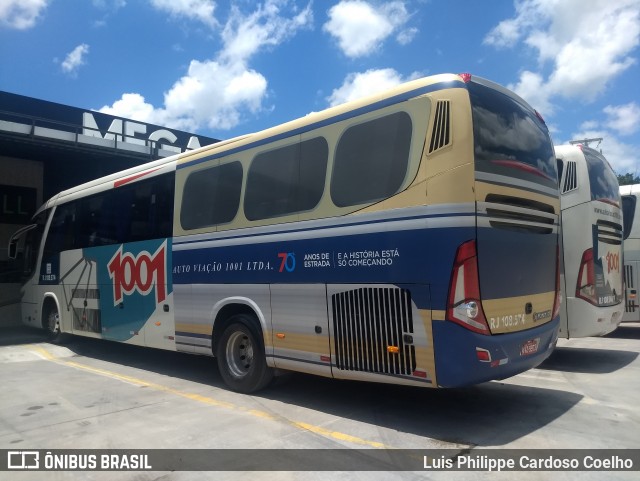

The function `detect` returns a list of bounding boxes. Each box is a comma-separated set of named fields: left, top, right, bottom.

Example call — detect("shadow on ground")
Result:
left=538, top=345, right=638, bottom=374
left=604, top=323, right=640, bottom=340
left=0, top=325, right=48, bottom=346
left=0, top=326, right=584, bottom=449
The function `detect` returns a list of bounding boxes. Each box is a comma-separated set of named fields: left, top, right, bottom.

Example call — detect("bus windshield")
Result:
left=6, top=210, right=47, bottom=282
left=469, top=81, right=558, bottom=188
left=584, top=149, right=620, bottom=205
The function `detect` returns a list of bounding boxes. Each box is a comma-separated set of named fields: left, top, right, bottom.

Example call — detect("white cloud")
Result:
left=161, top=59, right=268, bottom=131
left=149, top=0, right=218, bottom=28
left=603, top=102, right=640, bottom=136
left=559, top=101, right=640, bottom=174
left=323, top=1, right=414, bottom=58
left=100, top=69, right=251, bottom=134
left=92, top=0, right=126, bottom=27
left=98, top=93, right=159, bottom=123
left=0, top=0, right=48, bottom=29
left=92, top=0, right=126, bottom=9
left=484, top=0, right=550, bottom=49
left=396, top=26, right=418, bottom=45
left=579, top=120, right=599, bottom=131
left=566, top=128, right=638, bottom=175
left=100, top=0, right=312, bottom=132
left=486, top=0, right=640, bottom=115
left=507, top=70, right=553, bottom=116
left=327, top=68, right=421, bottom=106
left=484, top=18, right=522, bottom=49
left=61, top=44, right=90, bottom=76
left=220, top=0, right=312, bottom=61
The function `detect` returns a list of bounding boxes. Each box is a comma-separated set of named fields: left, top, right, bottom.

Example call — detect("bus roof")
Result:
left=37, top=72, right=529, bottom=215
left=174, top=73, right=470, bottom=171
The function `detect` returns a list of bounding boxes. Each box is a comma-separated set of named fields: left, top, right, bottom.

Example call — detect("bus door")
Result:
left=85, top=239, right=171, bottom=347
left=7, top=224, right=40, bottom=326
left=45, top=202, right=102, bottom=337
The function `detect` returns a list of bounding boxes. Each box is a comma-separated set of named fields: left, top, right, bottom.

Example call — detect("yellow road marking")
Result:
left=292, top=422, right=386, bottom=448
left=28, top=344, right=392, bottom=449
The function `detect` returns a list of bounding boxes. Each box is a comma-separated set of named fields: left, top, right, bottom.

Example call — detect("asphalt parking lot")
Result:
left=0, top=322, right=638, bottom=481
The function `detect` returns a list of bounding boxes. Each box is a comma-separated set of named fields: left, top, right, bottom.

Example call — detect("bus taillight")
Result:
left=576, top=248, right=597, bottom=305
left=447, top=240, right=490, bottom=335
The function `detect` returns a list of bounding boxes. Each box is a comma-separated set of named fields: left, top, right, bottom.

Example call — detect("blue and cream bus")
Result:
left=556, top=144, right=624, bottom=337
left=9, top=73, right=561, bottom=393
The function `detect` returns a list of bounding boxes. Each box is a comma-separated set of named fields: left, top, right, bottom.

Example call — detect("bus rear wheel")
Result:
left=216, top=314, right=273, bottom=393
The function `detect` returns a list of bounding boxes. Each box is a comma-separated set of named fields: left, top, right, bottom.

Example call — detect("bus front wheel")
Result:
left=44, top=303, right=63, bottom=343
left=216, top=315, right=273, bottom=393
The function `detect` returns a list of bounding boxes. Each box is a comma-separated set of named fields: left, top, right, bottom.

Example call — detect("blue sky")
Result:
left=1, top=0, right=639, bottom=175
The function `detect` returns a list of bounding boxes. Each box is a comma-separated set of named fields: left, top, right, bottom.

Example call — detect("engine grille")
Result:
left=332, top=287, right=416, bottom=376
left=561, top=161, right=578, bottom=193
left=428, top=100, right=451, bottom=153
left=483, top=194, right=556, bottom=234
left=596, top=219, right=623, bottom=245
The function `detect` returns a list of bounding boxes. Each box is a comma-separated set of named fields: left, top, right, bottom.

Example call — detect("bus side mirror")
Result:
left=7, top=224, right=37, bottom=260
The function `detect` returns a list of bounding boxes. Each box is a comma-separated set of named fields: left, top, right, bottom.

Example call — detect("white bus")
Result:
left=620, top=183, right=640, bottom=322
left=555, top=144, right=624, bottom=337
left=9, top=73, right=561, bottom=393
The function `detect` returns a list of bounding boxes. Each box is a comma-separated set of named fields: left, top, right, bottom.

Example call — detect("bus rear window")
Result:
left=583, top=149, right=620, bottom=204
left=469, top=81, right=557, bottom=188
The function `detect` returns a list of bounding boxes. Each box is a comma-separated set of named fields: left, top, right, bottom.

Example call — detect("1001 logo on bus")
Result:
left=107, top=242, right=167, bottom=306
left=605, top=251, right=620, bottom=274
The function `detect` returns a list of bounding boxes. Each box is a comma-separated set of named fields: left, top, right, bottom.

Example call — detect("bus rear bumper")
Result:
left=563, top=297, right=624, bottom=337
left=432, top=317, right=560, bottom=388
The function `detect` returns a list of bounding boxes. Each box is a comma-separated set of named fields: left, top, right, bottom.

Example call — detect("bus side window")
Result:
left=128, top=182, right=153, bottom=242
left=244, top=137, right=328, bottom=221
left=151, top=174, right=175, bottom=239
left=181, top=161, right=243, bottom=230
left=77, top=193, right=114, bottom=247
left=331, top=111, right=412, bottom=207
left=556, top=158, right=564, bottom=188
left=106, top=173, right=174, bottom=243
left=43, top=203, right=77, bottom=259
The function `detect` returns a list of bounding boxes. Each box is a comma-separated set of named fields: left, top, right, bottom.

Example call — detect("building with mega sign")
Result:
left=0, top=91, right=218, bottom=322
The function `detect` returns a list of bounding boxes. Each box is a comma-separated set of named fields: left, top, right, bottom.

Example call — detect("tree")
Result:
left=617, top=173, right=640, bottom=186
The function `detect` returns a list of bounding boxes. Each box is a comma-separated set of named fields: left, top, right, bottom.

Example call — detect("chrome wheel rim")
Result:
left=225, top=331, right=254, bottom=379
left=48, top=311, right=59, bottom=334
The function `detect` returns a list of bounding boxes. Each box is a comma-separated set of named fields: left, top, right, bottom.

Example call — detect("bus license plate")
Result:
left=520, top=338, right=540, bottom=356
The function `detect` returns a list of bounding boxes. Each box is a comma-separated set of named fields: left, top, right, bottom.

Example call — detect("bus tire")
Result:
left=216, top=314, right=273, bottom=393
left=43, top=302, right=65, bottom=344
